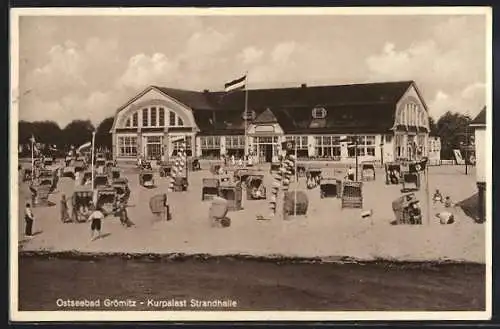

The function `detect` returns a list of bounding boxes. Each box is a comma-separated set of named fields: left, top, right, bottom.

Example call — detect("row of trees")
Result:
left=18, top=117, right=115, bottom=154
left=428, top=111, right=474, bottom=160
left=18, top=111, right=473, bottom=160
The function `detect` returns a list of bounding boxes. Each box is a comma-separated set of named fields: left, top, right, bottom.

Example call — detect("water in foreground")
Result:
left=18, top=255, right=485, bottom=311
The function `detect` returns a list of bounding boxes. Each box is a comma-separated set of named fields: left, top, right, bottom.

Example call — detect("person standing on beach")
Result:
left=60, top=194, right=70, bottom=223
left=88, top=206, right=104, bottom=241
left=24, top=202, right=34, bottom=237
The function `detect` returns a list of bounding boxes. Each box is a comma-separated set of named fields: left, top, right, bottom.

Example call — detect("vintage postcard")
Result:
left=9, top=7, right=492, bottom=322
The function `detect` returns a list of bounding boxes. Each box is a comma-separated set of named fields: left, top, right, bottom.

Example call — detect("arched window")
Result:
left=177, top=116, right=184, bottom=126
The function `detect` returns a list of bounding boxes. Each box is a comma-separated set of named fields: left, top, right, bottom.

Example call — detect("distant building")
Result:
left=427, top=136, right=441, bottom=165
left=469, top=106, right=487, bottom=222
left=110, top=80, right=431, bottom=164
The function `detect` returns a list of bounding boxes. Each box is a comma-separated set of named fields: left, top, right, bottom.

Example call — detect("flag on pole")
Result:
left=29, top=134, right=36, bottom=144
left=409, top=157, right=428, bottom=173
left=224, top=75, right=246, bottom=92
left=77, top=141, right=92, bottom=154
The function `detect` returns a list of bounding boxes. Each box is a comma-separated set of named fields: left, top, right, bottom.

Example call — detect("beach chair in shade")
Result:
left=320, top=178, right=342, bottom=199
left=149, top=194, right=171, bottom=220
left=191, top=158, right=201, bottom=171
left=384, top=162, right=402, bottom=185
left=81, top=170, right=93, bottom=186
left=43, top=158, right=53, bottom=168
left=218, top=181, right=242, bottom=211
left=269, top=162, right=281, bottom=174
left=22, top=168, right=32, bottom=182
left=94, top=174, right=110, bottom=189
left=401, top=171, right=421, bottom=192
left=341, top=181, right=363, bottom=209
left=159, top=163, right=172, bottom=177
left=296, top=164, right=307, bottom=178
left=74, top=160, right=87, bottom=173
left=112, top=178, right=130, bottom=203
left=110, top=167, right=121, bottom=182
left=71, top=188, right=93, bottom=222
left=202, top=178, right=219, bottom=201
left=246, top=174, right=266, bottom=200
left=391, top=193, right=422, bottom=225
left=173, top=176, right=188, bottom=192
left=139, top=170, right=155, bottom=188
left=95, top=187, right=116, bottom=215
left=361, top=162, right=376, bottom=181
left=210, top=163, right=223, bottom=175
left=62, top=165, right=76, bottom=179
left=105, top=160, right=115, bottom=169
left=234, top=168, right=256, bottom=188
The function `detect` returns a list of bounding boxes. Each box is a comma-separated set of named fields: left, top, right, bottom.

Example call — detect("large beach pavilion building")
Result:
left=110, top=80, right=431, bottom=164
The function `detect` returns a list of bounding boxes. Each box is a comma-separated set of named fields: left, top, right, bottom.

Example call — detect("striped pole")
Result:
left=268, top=157, right=284, bottom=218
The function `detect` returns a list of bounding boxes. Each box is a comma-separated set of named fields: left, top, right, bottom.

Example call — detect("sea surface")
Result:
left=18, top=255, right=485, bottom=311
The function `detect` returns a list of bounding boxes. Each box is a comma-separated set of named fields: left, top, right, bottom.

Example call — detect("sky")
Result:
left=15, top=11, right=488, bottom=127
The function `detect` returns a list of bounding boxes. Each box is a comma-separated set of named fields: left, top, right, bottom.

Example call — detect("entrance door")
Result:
left=264, top=144, right=273, bottom=162
left=145, top=136, right=162, bottom=161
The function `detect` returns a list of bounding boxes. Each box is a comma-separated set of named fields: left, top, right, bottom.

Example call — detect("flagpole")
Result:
left=426, top=164, right=430, bottom=225
left=294, top=139, right=297, bottom=217
left=91, top=131, right=96, bottom=191
left=31, top=138, right=34, bottom=182
left=244, top=71, right=249, bottom=162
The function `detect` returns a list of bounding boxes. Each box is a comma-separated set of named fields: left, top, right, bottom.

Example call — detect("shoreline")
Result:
left=18, top=250, right=485, bottom=266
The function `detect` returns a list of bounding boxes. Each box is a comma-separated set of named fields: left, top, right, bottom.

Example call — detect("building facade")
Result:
left=470, top=107, right=487, bottom=222
left=110, top=81, right=431, bottom=164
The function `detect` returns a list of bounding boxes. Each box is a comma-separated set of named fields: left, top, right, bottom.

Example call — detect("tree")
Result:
left=61, top=120, right=95, bottom=149
left=435, top=111, right=472, bottom=160
left=95, top=116, right=114, bottom=150
left=428, top=116, right=438, bottom=136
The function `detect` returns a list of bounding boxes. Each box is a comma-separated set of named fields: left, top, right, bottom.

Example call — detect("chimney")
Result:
left=301, top=83, right=307, bottom=88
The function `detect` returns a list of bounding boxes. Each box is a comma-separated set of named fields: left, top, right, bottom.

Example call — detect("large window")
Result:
left=159, top=108, right=165, bottom=127
left=226, top=135, right=245, bottom=157
left=347, top=135, right=376, bottom=157
left=118, top=136, right=137, bottom=157
left=315, top=135, right=341, bottom=158
left=169, top=111, right=176, bottom=126
left=142, top=109, right=149, bottom=127
left=135, top=107, right=187, bottom=128
left=286, top=135, right=308, bottom=157
left=200, top=136, right=221, bottom=158
left=150, top=107, right=157, bottom=127
left=171, top=136, right=193, bottom=157
left=132, top=113, right=138, bottom=127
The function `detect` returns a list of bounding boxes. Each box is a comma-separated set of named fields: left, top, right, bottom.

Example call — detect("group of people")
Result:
left=222, top=153, right=255, bottom=168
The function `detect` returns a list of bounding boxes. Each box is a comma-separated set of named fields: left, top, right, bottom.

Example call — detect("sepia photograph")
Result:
left=9, top=7, right=492, bottom=322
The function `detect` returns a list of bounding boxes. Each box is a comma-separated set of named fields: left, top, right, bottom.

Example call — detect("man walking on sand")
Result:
left=88, top=205, right=104, bottom=241
left=24, top=202, right=34, bottom=237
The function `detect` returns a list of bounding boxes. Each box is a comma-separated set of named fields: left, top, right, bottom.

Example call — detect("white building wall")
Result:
left=307, top=135, right=315, bottom=157
left=475, top=128, right=486, bottom=183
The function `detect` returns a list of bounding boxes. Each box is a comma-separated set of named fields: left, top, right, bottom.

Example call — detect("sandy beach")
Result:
left=16, top=162, right=485, bottom=263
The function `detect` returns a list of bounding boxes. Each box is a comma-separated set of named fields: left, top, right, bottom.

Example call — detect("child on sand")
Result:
left=432, top=189, right=443, bottom=204
left=444, top=196, right=453, bottom=208
left=88, top=205, right=104, bottom=241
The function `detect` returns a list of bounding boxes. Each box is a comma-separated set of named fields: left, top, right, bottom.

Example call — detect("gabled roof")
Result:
left=114, top=81, right=417, bottom=134
left=470, top=106, right=486, bottom=126
left=254, top=108, right=278, bottom=124
left=153, top=86, right=219, bottom=110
